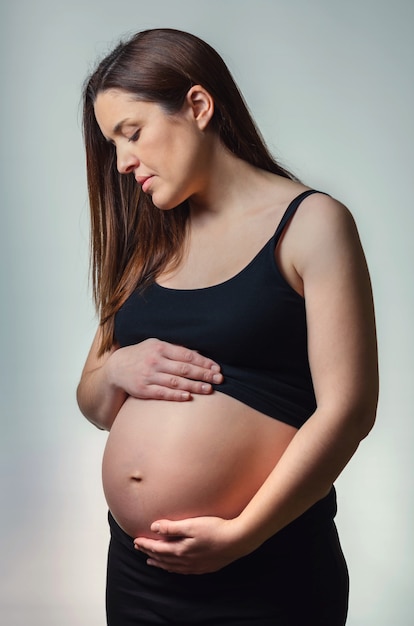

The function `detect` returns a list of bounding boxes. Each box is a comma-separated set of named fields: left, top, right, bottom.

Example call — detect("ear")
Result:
left=184, top=85, right=214, bottom=130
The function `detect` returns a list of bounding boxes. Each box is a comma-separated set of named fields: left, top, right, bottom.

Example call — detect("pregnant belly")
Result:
left=102, top=392, right=297, bottom=538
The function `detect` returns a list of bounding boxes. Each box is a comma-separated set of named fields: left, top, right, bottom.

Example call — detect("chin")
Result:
left=151, top=194, right=186, bottom=211
left=152, top=200, right=177, bottom=211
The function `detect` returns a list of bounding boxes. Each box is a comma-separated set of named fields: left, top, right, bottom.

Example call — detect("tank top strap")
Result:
left=273, top=189, right=325, bottom=245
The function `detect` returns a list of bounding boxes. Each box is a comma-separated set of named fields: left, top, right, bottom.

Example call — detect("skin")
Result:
left=77, top=86, right=378, bottom=574
left=95, top=87, right=218, bottom=212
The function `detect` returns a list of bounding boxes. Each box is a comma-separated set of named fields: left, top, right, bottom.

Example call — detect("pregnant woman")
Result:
left=77, top=28, right=378, bottom=625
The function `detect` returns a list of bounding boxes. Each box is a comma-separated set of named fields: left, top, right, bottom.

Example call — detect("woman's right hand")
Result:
left=77, top=333, right=223, bottom=430
left=107, top=338, right=223, bottom=401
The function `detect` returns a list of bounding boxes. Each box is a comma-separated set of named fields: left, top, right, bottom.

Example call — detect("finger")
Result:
left=141, top=385, right=193, bottom=401
left=134, top=537, right=162, bottom=553
left=157, top=362, right=223, bottom=386
left=174, top=364, right=223, bottom=385
left=160, top=342, right=222, bottom=373
left=153, top=373, right=215, bottom=395
left=151, top=519, right=192, bottom=537
left=134, top=536, right=187, bottom=557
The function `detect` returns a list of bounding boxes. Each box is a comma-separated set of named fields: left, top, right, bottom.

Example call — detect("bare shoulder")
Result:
left=285, top=191, right=364, bottom=276
left=294, top=191, right=357, bottom=237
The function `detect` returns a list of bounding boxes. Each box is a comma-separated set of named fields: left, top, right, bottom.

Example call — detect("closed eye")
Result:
left=128, top=130, right=140, bottom=143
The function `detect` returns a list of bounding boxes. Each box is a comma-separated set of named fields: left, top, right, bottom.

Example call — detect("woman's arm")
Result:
left=76, top=328, right=126, bottom=431
left=77, top=330, right=223, bottom=431
left=134, top=195, right=378, bottom=573
left=233, top=194, right=378, bottom=546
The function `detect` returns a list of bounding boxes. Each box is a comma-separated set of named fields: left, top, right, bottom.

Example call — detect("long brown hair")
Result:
left=82, top=28, right=295, bottom=354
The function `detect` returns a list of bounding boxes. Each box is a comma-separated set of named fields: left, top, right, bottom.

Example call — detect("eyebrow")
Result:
left=113, top=118, right=136, bottom=135
left=105, top=117, right=134, bottom=143
left=104, top=118, right=136, bottom=144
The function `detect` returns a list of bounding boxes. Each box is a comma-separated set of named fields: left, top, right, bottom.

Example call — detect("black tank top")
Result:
left=114, top=189, right=321, bottom=429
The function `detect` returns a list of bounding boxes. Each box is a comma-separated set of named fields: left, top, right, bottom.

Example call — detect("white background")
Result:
left=1, top=1, right=413, bottom=624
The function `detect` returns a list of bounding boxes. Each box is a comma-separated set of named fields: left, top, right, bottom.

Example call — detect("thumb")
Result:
left=151, top=518, right=192, bottom=536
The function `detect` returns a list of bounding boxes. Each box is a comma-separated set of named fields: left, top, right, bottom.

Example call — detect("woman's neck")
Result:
left=188, top=143, right=281, bottom=223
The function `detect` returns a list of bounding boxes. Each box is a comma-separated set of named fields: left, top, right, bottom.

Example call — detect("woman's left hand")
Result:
left=134, top=516, right=250, bottom=575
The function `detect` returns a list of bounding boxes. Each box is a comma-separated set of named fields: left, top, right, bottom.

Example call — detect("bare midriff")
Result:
left=102, top=391, right=297, bottom=538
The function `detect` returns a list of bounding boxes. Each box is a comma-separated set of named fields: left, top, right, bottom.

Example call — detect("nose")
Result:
left=116, top=146, right=140, bottom=175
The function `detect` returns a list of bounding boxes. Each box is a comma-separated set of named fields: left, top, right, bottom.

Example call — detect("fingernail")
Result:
left=201, top=384, right=211, bottom=392
left=213, top=374, right=222, bottom=383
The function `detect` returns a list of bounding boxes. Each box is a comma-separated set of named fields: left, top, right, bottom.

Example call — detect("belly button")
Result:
left=130, top=471, right=143, bottom=483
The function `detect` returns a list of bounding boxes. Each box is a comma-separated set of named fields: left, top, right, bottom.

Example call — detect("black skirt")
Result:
left=106, top=488, right=349, bottom=626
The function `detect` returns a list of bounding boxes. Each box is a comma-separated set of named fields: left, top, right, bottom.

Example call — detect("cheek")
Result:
left=151, top=167, right=196, bottom=210
left=175, top=137, right=205, bottom=182
left=169, top=123, right=203, bottom=164
left=152, top=126, right=205, bottom=203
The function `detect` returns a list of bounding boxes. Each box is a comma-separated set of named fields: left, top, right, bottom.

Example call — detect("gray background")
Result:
left=1, top=0, right=413, bottom=624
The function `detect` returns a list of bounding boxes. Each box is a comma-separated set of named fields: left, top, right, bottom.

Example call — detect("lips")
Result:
left=135, top=175, right=154, bottom=193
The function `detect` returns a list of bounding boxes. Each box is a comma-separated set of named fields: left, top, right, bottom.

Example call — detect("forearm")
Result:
left=236, top=406, right=375, bottom=552
left=76, top=361, right=127, bottom=431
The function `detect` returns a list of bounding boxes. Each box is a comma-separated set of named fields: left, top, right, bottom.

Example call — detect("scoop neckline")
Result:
left=152, top=189, right=318, bottom=294
left=153, top=233, right=275, bottom=293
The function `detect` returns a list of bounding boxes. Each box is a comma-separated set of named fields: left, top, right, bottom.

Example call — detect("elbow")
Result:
left=76, top=382, right=86, bottom=417
left=345, top=372, right=379, bottom=441
left=358, top=408, right=376, bottom=440
left=76, top=381, right=90, bottom=421
left=359, top=379, right=379, bottom=440
left=320, top=392, right=378, bottom=443
left=351, top=393, right=378, bottom=441
left=76, top=382, right=110, bottom=431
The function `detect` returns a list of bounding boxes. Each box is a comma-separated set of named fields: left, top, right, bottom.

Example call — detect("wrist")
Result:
left=229, top=514, right=267, bottom=559
left=104, top=348, right=123, bottom=390
left=102, top=349, right=129, bottom=409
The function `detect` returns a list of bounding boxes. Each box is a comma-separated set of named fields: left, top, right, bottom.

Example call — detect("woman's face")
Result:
left=94, top=88, right=213, bottom=210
